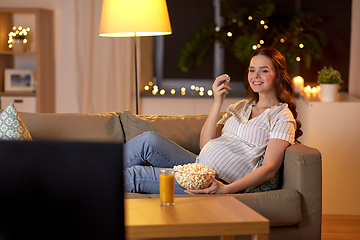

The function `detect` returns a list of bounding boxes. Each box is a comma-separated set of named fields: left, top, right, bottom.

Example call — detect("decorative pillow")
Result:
left=244, top=155, right=281, bottom=193
left=0, top=103, right=32, bottom=140
left=120, top=111, right=210, bottom=154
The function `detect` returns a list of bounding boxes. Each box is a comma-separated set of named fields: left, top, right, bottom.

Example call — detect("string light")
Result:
left=299, top=43, right=304, bottom=48
left=248, top=16, right=253, bottom=20
left=8, top=26, right=30, bottom=49
left=296, top=56, right=301, bottom=62
left=142, top=84, right=217, bottom=97
left=227, top=32, right=233, bottom=37
left=260, top=20, right=265, bottom=25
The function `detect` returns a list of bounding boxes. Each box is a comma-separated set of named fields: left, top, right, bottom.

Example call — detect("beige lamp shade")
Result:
left=99, top=0, right=172, bottom=37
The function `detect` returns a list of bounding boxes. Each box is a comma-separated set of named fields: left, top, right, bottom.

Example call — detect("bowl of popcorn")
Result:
left=173, top=163, right=215, bottom=190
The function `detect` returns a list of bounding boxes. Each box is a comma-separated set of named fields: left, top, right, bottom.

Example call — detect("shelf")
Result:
left=0, top=8, right=55, bottom=113
left=0, top=51, right=36, bottom=56
left=0, top=91, right=36, bottom=96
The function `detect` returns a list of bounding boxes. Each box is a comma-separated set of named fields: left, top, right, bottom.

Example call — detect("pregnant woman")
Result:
left=124, top=47, right=302, bottom=194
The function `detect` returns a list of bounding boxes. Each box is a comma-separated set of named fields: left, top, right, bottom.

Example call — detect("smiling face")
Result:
left=248, top=55, right=277, bottom=95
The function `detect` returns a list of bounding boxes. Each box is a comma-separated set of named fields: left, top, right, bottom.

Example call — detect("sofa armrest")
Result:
left=282, top=143, right=322, bottom=239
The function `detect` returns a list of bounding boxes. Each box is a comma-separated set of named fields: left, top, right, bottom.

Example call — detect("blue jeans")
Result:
left=123, top=132, right=197, bottom=194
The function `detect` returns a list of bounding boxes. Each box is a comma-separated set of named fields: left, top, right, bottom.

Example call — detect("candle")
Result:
left=303, top=85, right=312, bottom=96
left=293, top=76, right=304, bottom=95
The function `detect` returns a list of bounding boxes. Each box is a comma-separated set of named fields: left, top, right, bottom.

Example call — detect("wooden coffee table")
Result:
left=125, top=196, right=269, bottom=240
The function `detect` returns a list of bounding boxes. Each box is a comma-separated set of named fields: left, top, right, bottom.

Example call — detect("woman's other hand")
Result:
left=212, top=74, right=231, bottom=106
left=184, top=175, right=227, bottom=194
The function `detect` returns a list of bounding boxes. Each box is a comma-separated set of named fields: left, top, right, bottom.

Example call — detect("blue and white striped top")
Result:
left=197, top=99, right=296, bottom=184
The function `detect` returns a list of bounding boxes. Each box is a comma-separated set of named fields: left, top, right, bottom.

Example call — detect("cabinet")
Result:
left=296, top=92, right=360, bottom=215
left=0, top=8, right=54, bottom=113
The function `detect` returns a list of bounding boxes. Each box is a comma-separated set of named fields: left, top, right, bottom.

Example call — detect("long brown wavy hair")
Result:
left=246, top=47, right=303, bottom=142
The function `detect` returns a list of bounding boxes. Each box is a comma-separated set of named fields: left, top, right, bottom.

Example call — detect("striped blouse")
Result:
left=197, top=99, right=296, bottom=184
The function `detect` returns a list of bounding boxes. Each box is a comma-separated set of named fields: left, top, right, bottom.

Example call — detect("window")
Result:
left=152, top=0, right=351, bottom=97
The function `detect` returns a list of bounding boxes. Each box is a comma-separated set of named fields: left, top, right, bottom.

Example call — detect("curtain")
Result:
left=75, top=0, right=153, bottom=113
left=349, top=0, right=360, bottom=98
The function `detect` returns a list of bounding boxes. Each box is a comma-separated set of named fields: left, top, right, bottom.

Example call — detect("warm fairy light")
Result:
left=259, top=40, right=264, bottom=44
left=143, top=83, right=217, bottom=97
left=248, top=16, right=253, bottom=20
left=260, top=20, right=265, bottom=25
left=257, top=44, right=261, bottom=48
left=296, top=57, right=301, bottom=62
left=280, top=38, right=285, bottom=43
left=215, top=26, right=220, bottom=32
left=252, top=45, right=257, bottom=50
left=299, top=43, right=304, bottom=48
left=232, top=19, right=236, bottom=23
left=8, top=26, right=30, bottom=49
left=148, top=81, right=153, bottom=86
left=263, top=25, right=268, bottom=29
left=311, top=87, right=317, bottom=93
left=227, top=32, right=232, bottom=37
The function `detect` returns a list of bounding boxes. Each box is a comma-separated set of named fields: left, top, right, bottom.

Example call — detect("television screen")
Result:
left=0, top=140, right=124, bottom=240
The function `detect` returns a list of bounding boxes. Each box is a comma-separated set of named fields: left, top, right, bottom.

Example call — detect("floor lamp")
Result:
left=99, top=0, right=172, bottom=115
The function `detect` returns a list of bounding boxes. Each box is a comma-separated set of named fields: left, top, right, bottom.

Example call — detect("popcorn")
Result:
left=173, top=163, right=215, bottom=190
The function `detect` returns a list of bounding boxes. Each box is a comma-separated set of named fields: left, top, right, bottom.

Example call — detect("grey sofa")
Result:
left=18, top=110, right=322, bottom=240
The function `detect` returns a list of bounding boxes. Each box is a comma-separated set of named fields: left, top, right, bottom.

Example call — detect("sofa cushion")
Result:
left=233, top=189, right=302, bottom=227
left=19, top=112, right=124, bottom=143
left=120, top=111, right=209, bottom=154
left=143, top=189, right=301, bottom=227
left=0, top=103, right=32, bottom=140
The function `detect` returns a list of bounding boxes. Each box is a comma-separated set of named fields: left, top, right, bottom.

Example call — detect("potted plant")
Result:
left=8, top=26, right=30, bottom=52
left=317, top=66, right=343, bottom=102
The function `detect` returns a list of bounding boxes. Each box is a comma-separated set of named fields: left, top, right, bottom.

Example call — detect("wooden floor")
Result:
left=322, top=215, right=360, bottom=240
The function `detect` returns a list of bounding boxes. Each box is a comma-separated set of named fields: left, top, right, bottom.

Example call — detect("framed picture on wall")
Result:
left=4, top=69, right=35, bottom=92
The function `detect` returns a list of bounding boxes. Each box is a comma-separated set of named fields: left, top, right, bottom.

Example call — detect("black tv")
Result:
left=0, top=140, right=124, bottom=240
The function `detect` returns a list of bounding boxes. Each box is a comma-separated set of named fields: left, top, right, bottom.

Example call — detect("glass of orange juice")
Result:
left=159, top=168, right=175, bottom=206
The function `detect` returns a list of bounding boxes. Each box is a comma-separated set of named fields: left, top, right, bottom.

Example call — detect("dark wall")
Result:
left=300, top=0, right=351, bottom=90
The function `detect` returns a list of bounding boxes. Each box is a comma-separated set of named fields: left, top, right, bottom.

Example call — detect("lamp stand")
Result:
left=134, top=34, right=139, bottom=115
